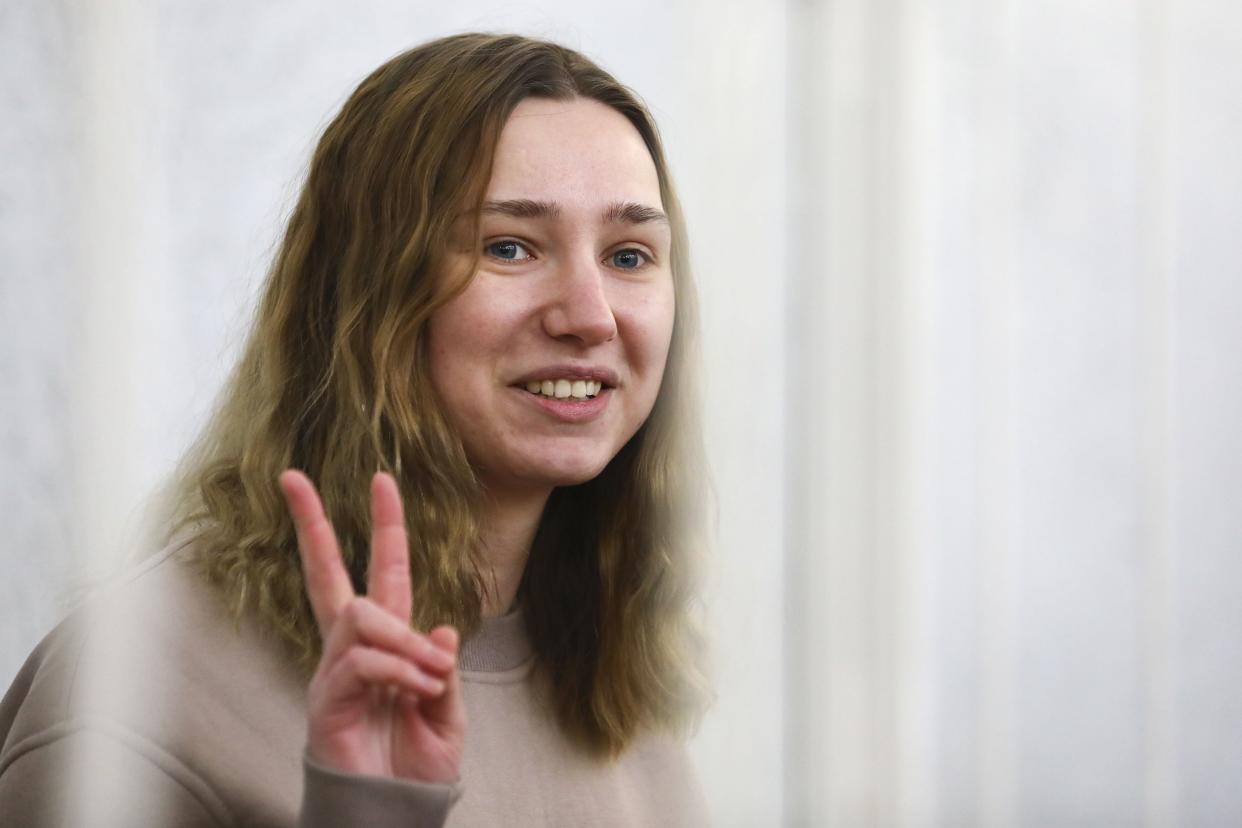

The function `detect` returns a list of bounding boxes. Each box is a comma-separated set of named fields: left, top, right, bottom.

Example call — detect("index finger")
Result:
left=279, top=469, right=355, bottom=633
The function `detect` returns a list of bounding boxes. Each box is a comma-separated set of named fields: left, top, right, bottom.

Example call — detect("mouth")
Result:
left=519, top=378, right=606, bottom=400
left=508, top=372, right=615, bottom=424
left=509, top=366, right=620, bottom=402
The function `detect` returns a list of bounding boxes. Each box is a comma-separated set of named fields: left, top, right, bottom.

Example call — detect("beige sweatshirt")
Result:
left=0, top=545, right=708, bottom=826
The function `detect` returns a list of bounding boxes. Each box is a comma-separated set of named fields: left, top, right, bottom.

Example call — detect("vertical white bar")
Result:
left=974, top=0, right=1018, bottom=826
left=71, top=0, right=170, bottom=823
left=786, top=0, right=934, bottom=822
left=73, top=0, right=156, bottom=572
left=1137, top=0, right=1180, bottom=825
left=867, top=0, right=902, bottom=823
left=679, top=0, right=790, bottom=822
left=783, top=0, right=833, bottom=821
left=785, top=0, right=879, bottom=821
left=892, top=0, right=941, bottom=823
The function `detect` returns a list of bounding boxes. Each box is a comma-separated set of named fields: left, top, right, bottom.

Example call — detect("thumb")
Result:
left=429, top=625, right=459, bottom=657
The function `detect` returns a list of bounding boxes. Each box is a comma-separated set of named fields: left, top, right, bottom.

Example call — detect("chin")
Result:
left=511, top=451, right=615, bottom=489
left=471, top=436, right=627, bottom=492
left=540, top=461, right=613, bottom=488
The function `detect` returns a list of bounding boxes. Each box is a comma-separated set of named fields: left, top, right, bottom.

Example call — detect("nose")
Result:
left=541, top=256, right=618, bottom=346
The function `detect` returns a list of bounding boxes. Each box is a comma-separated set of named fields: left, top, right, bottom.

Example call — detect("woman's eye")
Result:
left=485, top=240, right=534, bottom=261
left=609, top=249, right=648, bottom=269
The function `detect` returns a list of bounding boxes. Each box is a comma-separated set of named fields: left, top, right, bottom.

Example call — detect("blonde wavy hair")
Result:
left=159, top=33, right=709, bottom=756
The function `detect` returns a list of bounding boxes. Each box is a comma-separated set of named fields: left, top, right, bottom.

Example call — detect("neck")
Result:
left=477, top=483, right=551, bottom=618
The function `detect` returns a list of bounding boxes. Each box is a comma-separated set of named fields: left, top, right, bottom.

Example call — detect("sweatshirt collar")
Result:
left=458, top=604, right=533, bottom=673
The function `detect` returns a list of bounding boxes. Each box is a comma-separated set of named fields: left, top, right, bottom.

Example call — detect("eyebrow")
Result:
left=479, top=199, right=669, bottom=226
left=480, top=199, right=561, bottom=220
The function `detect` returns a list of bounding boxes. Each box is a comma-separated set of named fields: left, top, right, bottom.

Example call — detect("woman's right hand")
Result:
left=278, top=469, right=466, bottom=784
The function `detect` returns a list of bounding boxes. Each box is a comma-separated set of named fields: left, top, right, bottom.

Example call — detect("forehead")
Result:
left=486, top=97, right=663, bottom=211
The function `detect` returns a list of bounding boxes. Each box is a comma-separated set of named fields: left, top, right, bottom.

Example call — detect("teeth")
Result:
left=522, top=379, right=605, bottom=399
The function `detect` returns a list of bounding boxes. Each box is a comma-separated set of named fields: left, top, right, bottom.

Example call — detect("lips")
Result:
left=515, top=384, right=610, bottom=421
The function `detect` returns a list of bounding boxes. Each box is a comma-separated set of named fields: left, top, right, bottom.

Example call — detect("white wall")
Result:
left=3, top=1, right=1240, bottom=825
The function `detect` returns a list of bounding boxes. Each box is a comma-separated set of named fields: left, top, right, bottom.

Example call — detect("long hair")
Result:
left=159, top=32, right=709, bottom=756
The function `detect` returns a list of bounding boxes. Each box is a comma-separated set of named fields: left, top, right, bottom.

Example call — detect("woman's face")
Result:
left=427, top=97, right=675, bottom=496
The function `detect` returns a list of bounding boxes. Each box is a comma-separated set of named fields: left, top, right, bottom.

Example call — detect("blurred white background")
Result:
left=3, top=1, right=1240, bottom=825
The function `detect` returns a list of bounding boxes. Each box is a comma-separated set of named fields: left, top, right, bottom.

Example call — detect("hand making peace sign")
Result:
left=278, top=470, right=466, bottom=784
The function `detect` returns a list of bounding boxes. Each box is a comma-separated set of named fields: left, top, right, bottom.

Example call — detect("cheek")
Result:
left=630, top=285, right=676, bottom=371
left=426, top=304, right=488, bottom=407
left=427, top=280, right=523, bottom=382
left=426, top=311, right=466, bottom=390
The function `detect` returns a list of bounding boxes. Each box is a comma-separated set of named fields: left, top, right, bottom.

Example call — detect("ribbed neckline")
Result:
left=458, top=605, right=533, bottom=673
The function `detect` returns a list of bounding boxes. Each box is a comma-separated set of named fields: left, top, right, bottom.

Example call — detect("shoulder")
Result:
left=1, top=542, right=308, bottom=825
left=3, top=541, right=302, bottom=727
left=615, top=730, right=711, bottom=828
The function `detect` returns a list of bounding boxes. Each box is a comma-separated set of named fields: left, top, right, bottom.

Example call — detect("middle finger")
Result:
left=366, top=472, right=413, bottom=622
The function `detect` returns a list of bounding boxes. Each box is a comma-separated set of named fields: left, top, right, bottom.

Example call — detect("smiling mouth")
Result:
left=521, top=379, right=605, bottom=400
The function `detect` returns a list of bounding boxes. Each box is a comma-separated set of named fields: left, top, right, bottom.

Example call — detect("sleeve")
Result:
left=0, top=727, right=227, bottom=827
left=300, top=751, right=462, bottom=828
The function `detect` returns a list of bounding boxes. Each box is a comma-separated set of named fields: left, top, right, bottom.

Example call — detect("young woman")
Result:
left=0, top=33, right=710, bottom=826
